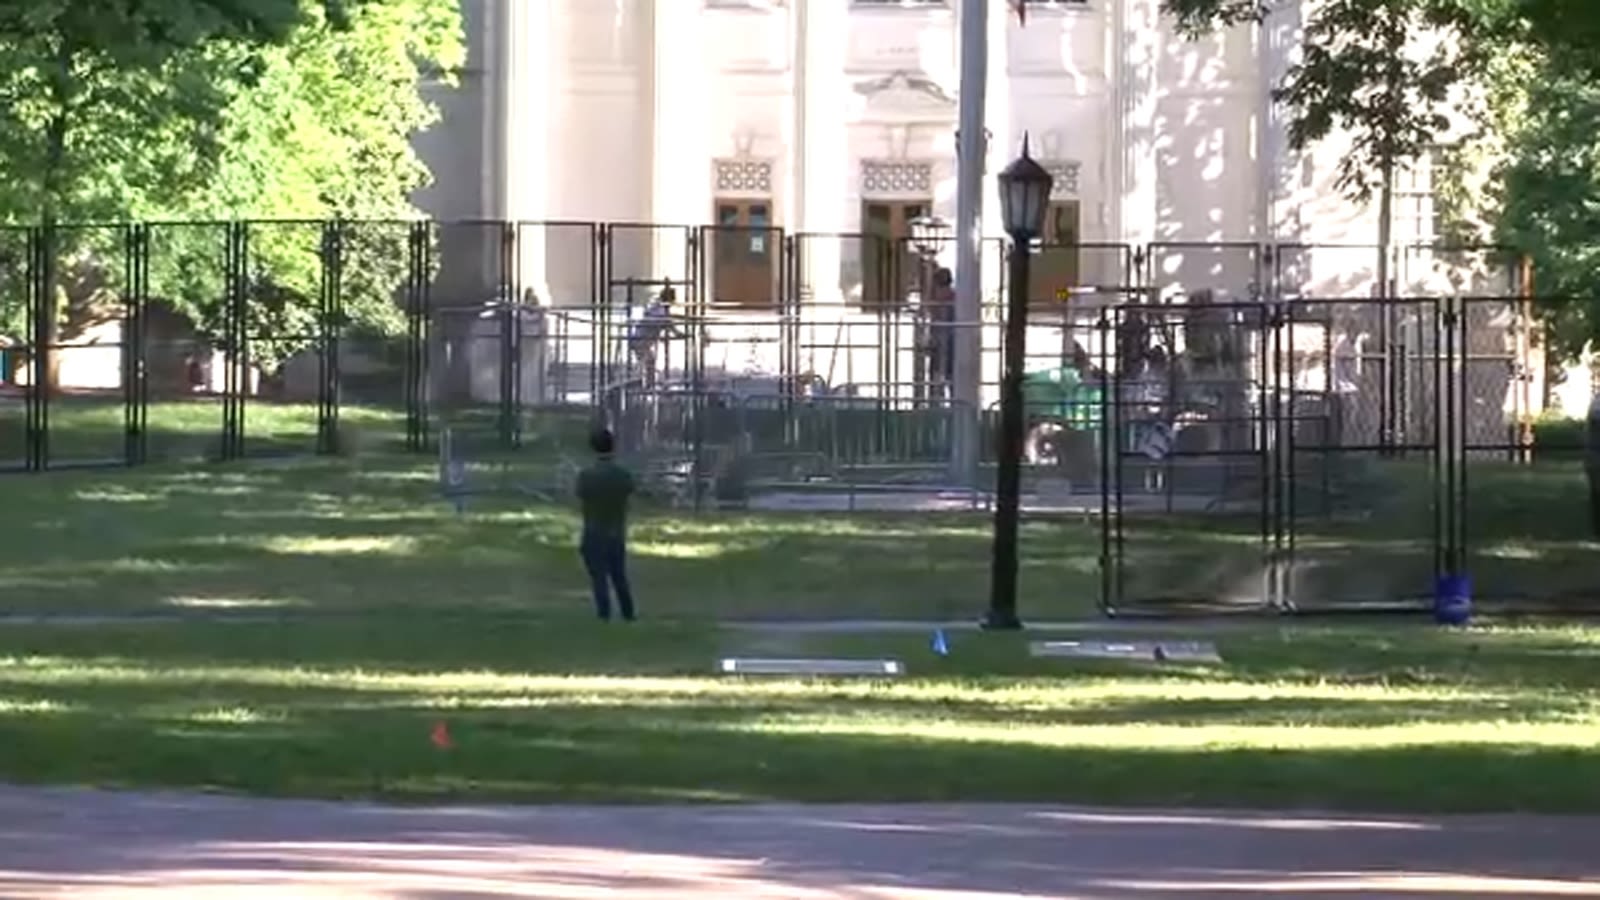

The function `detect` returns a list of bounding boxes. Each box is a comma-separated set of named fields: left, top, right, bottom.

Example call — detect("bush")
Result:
left=1532, top=413, right=1588, bottom=455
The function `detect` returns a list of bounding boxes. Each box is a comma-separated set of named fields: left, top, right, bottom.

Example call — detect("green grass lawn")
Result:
left=0, top=429, right=1596, bottom=812
left=0, top=617, right=1597, bottom=812
left=0, top=394, right=414, bottom=467
left=0, top=457, right=1097, bottom=621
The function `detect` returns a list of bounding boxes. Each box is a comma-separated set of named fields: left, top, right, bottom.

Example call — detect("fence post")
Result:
left=220, top=221, right=248, bottom=461
left=316, top=219, right=344, bottom=455
left=122, top=224, right=150, bottom=467
left=25, top=226, right=46, bottom=472
left=1442, top=295, right=1465, bottom=581
left=497, top=221, right=519, bottom=450
left=1096, top=306, right=1116, bottom=616
left=404, top=221, right=431, bottom=452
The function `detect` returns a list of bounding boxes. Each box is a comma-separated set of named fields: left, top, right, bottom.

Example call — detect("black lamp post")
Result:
left=984, top=135, right=1054, bottom=631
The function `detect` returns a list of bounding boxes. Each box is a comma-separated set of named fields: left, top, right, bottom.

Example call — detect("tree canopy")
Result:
left=0, top=0, right=462, bottom=381
left=1162, top=0, right=1600, bottom=364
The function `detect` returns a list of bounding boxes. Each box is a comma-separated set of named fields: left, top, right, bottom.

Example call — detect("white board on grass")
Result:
left=1030, top=640, right=1154, bottom=660
left=718, top=658, right=905, bottom=677
left=1030, top=640, right=1222, bottom=663
left=1154, top=641, right=1223, bottom=663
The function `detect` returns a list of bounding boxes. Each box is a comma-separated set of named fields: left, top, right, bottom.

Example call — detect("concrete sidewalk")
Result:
left=0, top=786, right=1597, bottom=898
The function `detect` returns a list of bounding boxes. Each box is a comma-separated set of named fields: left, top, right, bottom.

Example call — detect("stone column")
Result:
left=502, top=0, right=550, bottom=302
left=1259, top=0, right=1298, bottom=248
left=798, top=0, right=848, bottom=308
left=649, top=0, right=708, bottom=288
left=1115, top=0, right=1160, bottom=252
left=979, top=0, right=1012, bottom=402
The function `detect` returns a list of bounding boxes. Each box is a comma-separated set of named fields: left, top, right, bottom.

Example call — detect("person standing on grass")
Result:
left=576, top=427, right=637, bottom=622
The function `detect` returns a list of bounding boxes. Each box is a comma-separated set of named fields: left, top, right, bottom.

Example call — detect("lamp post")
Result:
left=909, top=215, right=949, bottom=402
left=984, top=136, right=1054, bottom=631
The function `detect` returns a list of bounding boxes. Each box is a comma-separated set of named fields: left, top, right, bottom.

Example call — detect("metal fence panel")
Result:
left=1103, top=301, right=1275, bottom=615
left=1282, top=299, right=1441, bottom=612
left=6, top=221, right=1587, bottom=617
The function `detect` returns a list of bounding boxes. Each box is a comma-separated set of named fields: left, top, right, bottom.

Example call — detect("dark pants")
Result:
left=580, top=532, right=635, bottom=621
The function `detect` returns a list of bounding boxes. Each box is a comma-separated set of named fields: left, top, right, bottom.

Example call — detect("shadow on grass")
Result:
left=3, top=453, right=1599, bottom=623
left=0, top=619, right=1596, bottom=814
left=0, top=462, right=1105, bottom=621
left=3, top=691, right=1597, bottom=813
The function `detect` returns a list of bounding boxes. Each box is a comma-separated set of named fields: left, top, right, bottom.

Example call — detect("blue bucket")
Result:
left=1434, top=573, right=1473, bottom=626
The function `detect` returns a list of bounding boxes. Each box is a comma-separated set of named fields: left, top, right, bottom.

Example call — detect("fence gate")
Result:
left=1101, top=295, right=1465, bottom=616
left=1277, top=297, right=1447, bottom=613
left=1101, top=300, right=1276, bottom=615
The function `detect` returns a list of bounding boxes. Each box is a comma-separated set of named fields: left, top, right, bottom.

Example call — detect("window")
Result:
left=852, top=0, right=947, bottom=7
left=708, top=199, right=778, bottom=307
left=860, top=200, right=929, bottom=308
left=1393, top=148, right=1444, bottom=245
left=1032, top=201, right=1080, bottom=306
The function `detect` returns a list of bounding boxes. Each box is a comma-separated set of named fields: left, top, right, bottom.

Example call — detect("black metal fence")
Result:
left=4, top=218, right=1587, bottom=614
left=1094, top=292, right=1597, bottom=617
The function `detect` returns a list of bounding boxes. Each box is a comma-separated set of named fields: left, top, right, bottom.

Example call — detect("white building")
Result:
left=414, top=0, right=1531, bottom=406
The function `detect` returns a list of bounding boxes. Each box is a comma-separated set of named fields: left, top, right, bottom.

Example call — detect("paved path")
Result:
left=0, top=787, right=1597, bottom=898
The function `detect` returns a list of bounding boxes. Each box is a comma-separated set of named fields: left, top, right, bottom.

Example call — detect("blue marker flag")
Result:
left=931, top=629, right=950, bottom=657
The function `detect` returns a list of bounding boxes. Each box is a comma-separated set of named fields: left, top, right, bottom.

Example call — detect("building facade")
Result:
left=420, top=1, right=1307, bottom=303
left=412, top=0, right=1538, bottom=413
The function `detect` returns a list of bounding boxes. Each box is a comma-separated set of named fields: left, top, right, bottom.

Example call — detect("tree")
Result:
left=0, top=0, right=330, bottom=390
left=1471, top=30, right=1600, bottom=364
left=1163, top=0, right=1487, bottom=297
left=152, top=0, right=463, bottom=376
left=0, top=0, right=462, bottom=387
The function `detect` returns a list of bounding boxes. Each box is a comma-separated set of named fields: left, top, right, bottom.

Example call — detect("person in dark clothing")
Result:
left=926, top=267, right=956, bottom=389
left=576, top=428, right=637, bottom=621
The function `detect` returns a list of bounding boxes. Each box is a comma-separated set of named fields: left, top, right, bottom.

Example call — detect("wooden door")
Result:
left=710, top=199, right=777, bottom=307
left=1033, top=201, right=1081, bottom=306
left=861, top=200, right=928, bottom=308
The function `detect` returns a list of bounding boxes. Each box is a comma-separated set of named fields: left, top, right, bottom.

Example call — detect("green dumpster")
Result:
left=1022, top=366, right=1102, bottom=429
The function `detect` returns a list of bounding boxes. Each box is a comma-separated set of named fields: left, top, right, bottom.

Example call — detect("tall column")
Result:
left=1115, top=0, right=1160, bottom=256
left=980, top=0, right=1011, bottom=401
left=1261, top=0, right=1298, bottom=246
left=502, top=0, right=550, bottom=300
left=798, top=0, right=848, bottom=308
left=650, top=0, right=707, bottom=285
left=952, top=0, right=989, bottom=487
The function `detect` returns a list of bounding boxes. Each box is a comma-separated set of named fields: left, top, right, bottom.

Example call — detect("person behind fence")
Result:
left=629, top=284, right=679, bottom=388
left=576, top=427, right=638, bottom=622
left=926, top=267, right=956, bottom=389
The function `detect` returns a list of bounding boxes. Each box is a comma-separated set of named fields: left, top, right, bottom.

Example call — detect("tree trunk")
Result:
left=38, top=43, right=74, bottom=396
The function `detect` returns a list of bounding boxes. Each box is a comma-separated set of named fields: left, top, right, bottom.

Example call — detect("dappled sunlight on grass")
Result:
left=163, top=595, right=308, bottom=611
left=70, top=488, right=165, bottom=504
left=0, top=699, right=77, bottom=717
left=0, top=457, right=1097, bottom=619
left=254, top=535, right=424, bottom=557
left=0, top=621, right=1597, bottom=810
left=630, top=541, right=740, bottom=560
